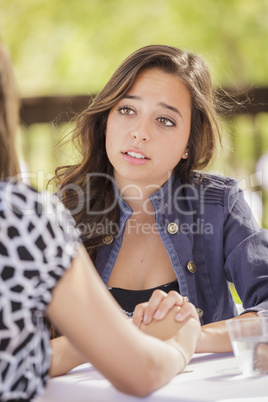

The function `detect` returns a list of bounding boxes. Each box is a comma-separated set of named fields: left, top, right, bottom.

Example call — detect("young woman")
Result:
left=54, top=44, right=268, bottom=355
left=0, top=43, right=201, bottom=401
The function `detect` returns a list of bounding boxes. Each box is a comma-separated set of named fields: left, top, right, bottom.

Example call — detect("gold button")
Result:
left=102, top=235, right=113, bottom=245
left=196, top=308, right=204, bottom=319
left=187, top=261, right=196, bottom=273
left=167, top=222, right=179, bottom=234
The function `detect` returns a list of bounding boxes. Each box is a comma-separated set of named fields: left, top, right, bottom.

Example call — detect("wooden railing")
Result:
left=20, top=87, right=268, bottom=126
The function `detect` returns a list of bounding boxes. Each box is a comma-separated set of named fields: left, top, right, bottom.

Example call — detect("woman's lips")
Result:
left=122, top=150, right=150, bottom=165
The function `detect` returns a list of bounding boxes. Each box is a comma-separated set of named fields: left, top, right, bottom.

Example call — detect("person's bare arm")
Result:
left=195, top=311, right=258, bottom=353
left=47, top=245, right=200, bottom=397
left=50, top=336, right=86, bottom=377
left=50, top=308, right=200, bottom=378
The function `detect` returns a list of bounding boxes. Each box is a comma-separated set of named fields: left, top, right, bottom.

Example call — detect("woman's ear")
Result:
left=181, top=148, right=189, bottom=159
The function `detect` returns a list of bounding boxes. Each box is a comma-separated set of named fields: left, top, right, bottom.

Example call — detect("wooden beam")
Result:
left=20, top=87, right=268, bottom=126
left=217, top=87, right=268, bottom=116
left=20, top=95, right=91, bottom=126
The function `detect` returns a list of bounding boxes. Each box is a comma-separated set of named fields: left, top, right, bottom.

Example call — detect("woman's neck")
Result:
left=119, top=183, right=155, bottom=214
left=114, top=173, right=172, bottom=214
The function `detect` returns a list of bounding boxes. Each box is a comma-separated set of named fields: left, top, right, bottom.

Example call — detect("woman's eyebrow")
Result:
left=121, top=95, right=183, bottom=119
left=158, top=102, right=182, bottom=119
left=122, top=95, right=141, bottom=100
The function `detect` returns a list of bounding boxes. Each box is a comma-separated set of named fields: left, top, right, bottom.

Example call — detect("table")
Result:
left=34, top=353, right=268, bottom=402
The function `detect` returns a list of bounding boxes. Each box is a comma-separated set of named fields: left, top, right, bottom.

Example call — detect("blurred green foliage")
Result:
left=1, top=0, right=268, bottom=96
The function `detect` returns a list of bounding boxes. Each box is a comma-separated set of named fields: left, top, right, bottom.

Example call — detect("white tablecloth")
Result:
left=34, top=352, right=268, bottom=401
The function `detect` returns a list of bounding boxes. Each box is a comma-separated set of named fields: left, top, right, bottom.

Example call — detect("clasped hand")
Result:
left=132, top=289, right=201, bottom=341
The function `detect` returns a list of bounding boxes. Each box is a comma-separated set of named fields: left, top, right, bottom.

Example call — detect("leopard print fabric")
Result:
left=0, top=180, right=81, bottom=401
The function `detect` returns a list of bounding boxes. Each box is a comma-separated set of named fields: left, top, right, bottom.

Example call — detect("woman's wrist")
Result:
left=165, top=339, right=188, bottom=370
left=195, top=323, right=232, bottom=353
left=167, top=317, right=200, bottom=367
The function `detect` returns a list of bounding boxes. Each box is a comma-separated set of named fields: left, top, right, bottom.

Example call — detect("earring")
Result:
left=185, top=152, right=188, bottom=157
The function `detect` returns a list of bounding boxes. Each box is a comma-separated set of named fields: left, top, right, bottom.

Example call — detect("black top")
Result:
left=108, top=280, right=180, bottom=318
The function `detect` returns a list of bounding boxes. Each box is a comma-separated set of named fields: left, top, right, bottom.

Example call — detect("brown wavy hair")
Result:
left=0, top=43, right=20, bottom=180
left=54, top=45, right=222, bottom=260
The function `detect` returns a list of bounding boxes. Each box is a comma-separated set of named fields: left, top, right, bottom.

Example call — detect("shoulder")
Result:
left=174, top=171, right=239, bottom=208
left=0, top=180, right=81, bottom=297
left=0, top=180, right=40, bottom=217
left=0, top=180, right=52, bottom=222
left=0, top=179, right=80, bottom=241
left=0, top=179, right=38, bottom=200
left=189, top=171, right=238, bottom=189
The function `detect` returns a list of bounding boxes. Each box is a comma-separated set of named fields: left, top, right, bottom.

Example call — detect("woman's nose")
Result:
left=130, top=120, right=151, bottom=142
left=131, top=131, right=148, bottom=142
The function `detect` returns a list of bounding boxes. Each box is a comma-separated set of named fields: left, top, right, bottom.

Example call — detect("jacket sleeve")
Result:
left=223, top=180, right=268, bottom=312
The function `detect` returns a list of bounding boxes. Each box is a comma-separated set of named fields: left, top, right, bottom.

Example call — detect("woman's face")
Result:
left=106, top=68, right=192, bottom=191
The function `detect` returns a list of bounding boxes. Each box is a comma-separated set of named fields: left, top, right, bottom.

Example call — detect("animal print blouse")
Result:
left=0, top=180, right=80, bottom=401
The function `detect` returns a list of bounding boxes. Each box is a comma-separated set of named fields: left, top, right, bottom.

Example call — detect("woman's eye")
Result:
left=158, top=117, right=176, bottom=127
left=118, top=106, right=135, bottom=115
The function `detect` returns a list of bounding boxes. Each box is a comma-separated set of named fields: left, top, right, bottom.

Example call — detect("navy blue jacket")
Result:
left=95, top=172, right=268, bottom=325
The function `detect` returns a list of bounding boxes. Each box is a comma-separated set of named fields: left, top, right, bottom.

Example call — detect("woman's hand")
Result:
left=132, top=289, right=199, bottom=329
left=133, top=291, right=201, bottom=364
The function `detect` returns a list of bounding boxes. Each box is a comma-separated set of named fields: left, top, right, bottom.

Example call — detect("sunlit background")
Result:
left=1, top=0, right=268, bottom=231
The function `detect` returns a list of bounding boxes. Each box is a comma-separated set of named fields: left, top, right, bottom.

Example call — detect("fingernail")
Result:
left=143, top=315, right=149, bottom=324
left=154, top=309, right=162, bottom=319
left=175, top=312, right=182, bottom=321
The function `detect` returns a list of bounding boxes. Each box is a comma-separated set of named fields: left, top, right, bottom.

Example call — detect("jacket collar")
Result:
left=114, top=175, right=177, bottom=221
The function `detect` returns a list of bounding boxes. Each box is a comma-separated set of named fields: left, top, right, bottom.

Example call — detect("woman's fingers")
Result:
left=132, top=302, right=147, bottom=328
left=152, top=290, right=186, bottom=321
left=174, top=300, right=199, bottom=322
left=134, top=289, right=187, bottom=326
left=132, top=289, right=197, bottom=328
left=140, top=289, right=168, bottom=325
